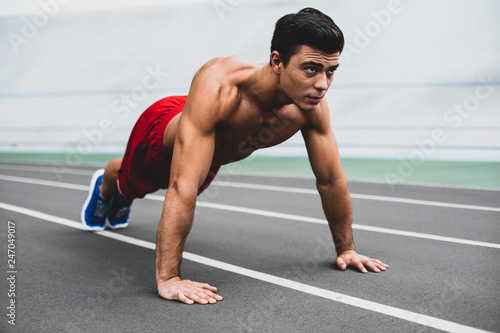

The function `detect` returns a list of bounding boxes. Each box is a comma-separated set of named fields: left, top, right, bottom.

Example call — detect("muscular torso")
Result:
left=163, top=56, right=318, bottom=166
left=211, top=100, right=307, bottom=165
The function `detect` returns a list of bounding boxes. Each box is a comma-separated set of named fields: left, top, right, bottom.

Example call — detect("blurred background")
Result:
left=0, top=0, right=499, bottom=184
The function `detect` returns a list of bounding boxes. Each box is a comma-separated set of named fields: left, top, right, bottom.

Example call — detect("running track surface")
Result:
left=0, top=162, right=499, bottom=332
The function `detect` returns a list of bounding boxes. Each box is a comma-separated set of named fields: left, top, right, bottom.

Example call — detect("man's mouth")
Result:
left=307, top=96, right=323, bottom=104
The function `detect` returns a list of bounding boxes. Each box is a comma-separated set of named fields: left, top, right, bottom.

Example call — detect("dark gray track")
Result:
left=0, top=162, right=499, bottom=333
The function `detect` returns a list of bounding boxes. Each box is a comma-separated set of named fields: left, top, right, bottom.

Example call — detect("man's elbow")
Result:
left=166, top=179, right=199, bottom=208
left=316, top=174, right=349, bottom=197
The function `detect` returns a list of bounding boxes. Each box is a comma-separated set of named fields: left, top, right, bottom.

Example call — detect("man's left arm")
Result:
left=301, top=100, right=388, bottom=273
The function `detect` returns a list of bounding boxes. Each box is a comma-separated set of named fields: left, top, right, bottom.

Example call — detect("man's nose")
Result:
left=314, top=73, right=328, bottom=91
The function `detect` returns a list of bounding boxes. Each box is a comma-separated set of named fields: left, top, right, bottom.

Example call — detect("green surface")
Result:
left=1, top=152, right=499, bottom=190
left=223, top=156, right=500, bottom=190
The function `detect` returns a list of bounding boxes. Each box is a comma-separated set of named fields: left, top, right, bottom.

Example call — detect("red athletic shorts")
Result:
left=117, top=95, right=220, bottom=199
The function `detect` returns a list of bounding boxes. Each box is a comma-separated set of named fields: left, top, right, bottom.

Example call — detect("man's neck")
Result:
left=246, top=64, right=293, bottom=111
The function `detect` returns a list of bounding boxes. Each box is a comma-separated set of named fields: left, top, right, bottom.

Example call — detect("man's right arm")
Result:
left=155, top=65, right=226, bottom=304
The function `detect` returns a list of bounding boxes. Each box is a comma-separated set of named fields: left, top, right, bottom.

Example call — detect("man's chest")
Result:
left=212, top=105, right=307, bottom=164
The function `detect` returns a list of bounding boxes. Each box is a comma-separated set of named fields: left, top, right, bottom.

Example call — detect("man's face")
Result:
left=278, top=45, right=340, bottom=111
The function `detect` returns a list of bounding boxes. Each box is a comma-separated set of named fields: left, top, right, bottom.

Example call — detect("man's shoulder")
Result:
left=189, top=56, right=258, bottom=114
left=195, top=55, right=258, bottom=85
left=203, top=55, right=257, bottom=71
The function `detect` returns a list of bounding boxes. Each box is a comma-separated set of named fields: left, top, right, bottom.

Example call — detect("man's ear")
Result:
left=270, top=51, right=282, bottom=74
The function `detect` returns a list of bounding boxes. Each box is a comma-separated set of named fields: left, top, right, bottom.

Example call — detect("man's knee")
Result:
left=109, top=158, right=123, bottom=171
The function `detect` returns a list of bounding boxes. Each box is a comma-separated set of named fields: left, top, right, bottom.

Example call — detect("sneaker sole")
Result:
left=107, top=221, right=129, bottom=230
left=81, top=169, right=106, bottom=231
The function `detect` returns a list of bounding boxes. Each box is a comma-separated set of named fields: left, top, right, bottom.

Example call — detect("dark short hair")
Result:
left=270, top=8, right=344, bottom=66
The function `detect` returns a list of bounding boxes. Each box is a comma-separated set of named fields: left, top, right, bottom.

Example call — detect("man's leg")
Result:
left=100, top=158, right=134, bottom=229
left=81, top=158, right=133, bottom=231
left=99, top=158, right=130, bottom=202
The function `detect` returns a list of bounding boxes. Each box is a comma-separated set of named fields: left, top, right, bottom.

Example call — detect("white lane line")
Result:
left=0, top=174, right=89, bottom=191
left=212, top=181, right=318, bottom=194
left=0, top=175, right=89, bottom=191
left=211, top=181, right=500, bottom=212
left=0, top=201, right=492, bottom=333
left=0, top=169, right=500, bottom=212
left=349, top=193, right=500, bottom=212
left=0, top=164, right=94, bottom=175
left=1, top=174, right=499, bottom=249
left=352, top=224, right=500, bottom=249
left=154, top=195, right=500, bottom=250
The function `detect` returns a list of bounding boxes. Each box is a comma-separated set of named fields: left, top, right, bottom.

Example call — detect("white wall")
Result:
left=1, top=0, right=499, bottom=161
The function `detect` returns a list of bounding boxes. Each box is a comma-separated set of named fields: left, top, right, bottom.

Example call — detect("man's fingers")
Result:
left=368, top=259, right=389, bottom=272
left=177, top=292, right=194, bottom=305
left=375, top=261, right=388, bottom=271
left=335, top=257, right=347, bottom=270
left=159, top=279, right=223, bottom=305
left=195, top=288, right=223, bottom=302
left=355, top=261, right=368, bottom=273
left=193, top=281, right=218, bottom=292
left=340, top=255, right=367, bottom=273
left=364, top=260, right=381, bottom=273
left=337, top=256, right=367, bottom=273
left=374, top=259, right=389, bottom=268
left=189, top=291, right=210, bottom=304
left=183, top=283, right=224, bottom=304
left=193, top=282, right=223, bottom=301
left=336, top=252, right=389, bottom=273
left=178, top=290, right=213, bottom=305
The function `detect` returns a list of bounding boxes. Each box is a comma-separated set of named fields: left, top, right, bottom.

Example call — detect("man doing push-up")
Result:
left=81, top=7, right=388, bottom=305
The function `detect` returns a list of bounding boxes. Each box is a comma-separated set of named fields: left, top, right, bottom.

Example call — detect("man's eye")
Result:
left=306, top=67, right=316, bottom=73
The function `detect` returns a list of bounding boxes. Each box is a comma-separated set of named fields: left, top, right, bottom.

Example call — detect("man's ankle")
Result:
left=98, top=184, right=113, bottom=201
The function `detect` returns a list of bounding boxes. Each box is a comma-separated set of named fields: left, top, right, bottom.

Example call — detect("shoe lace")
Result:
left=94, top=199, right=109, bottom=218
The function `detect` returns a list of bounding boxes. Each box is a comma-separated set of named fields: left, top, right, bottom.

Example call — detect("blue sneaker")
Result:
left=81, top=169, right=110, bottom=231
left=107, top=191, right=133, bottom=230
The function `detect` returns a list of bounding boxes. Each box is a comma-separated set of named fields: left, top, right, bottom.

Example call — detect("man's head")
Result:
left=270, top=8, right=344, bottom=67
left=269, top=8, right=343, bottom=111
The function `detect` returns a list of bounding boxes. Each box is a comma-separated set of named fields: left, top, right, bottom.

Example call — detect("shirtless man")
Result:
left=81, top=8, right=388, bottom=305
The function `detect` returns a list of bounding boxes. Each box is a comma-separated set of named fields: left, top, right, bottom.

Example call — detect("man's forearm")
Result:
left=155, top=190, right=196, bottom=282
left=317, top=178, right=354, bottom=254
